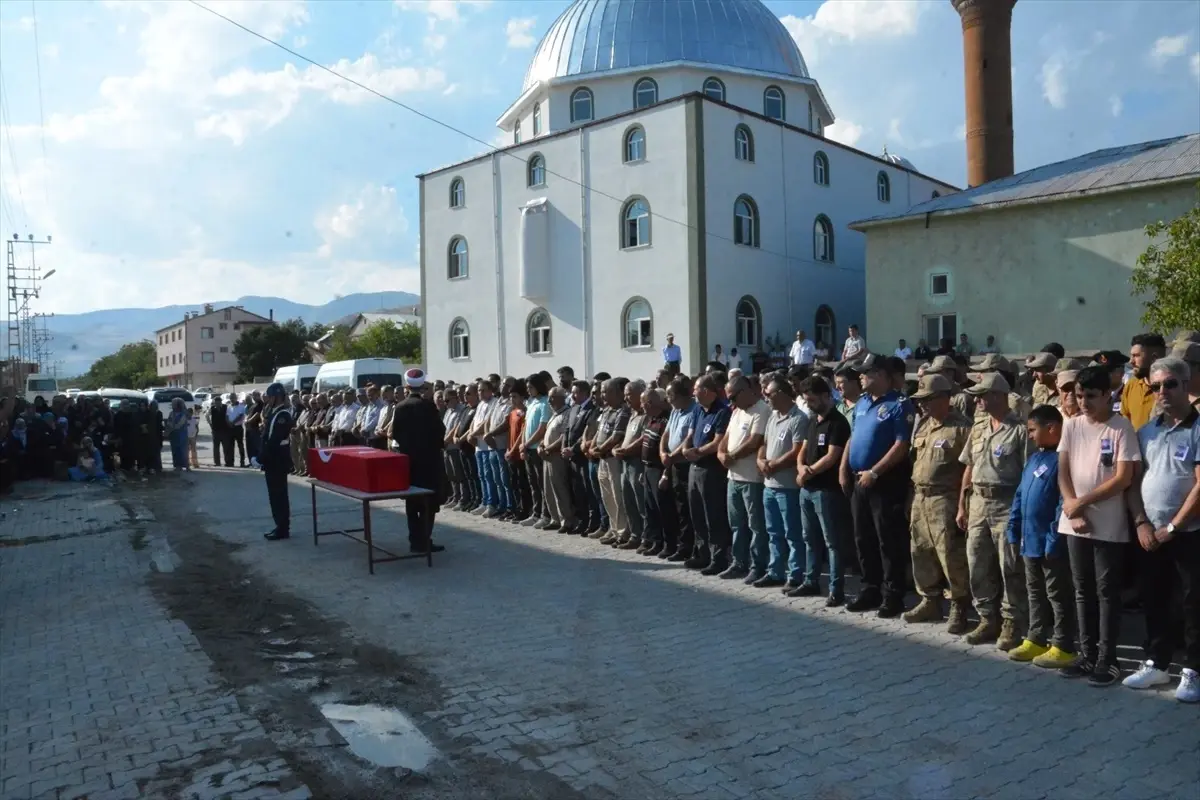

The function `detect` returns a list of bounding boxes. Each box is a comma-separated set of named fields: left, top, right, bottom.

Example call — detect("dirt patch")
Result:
left=136, top=482, right=600, bottom=799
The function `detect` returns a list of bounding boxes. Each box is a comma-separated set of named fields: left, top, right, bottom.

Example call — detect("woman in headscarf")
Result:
left=165, top=397, right=190, bottom=471
left=141, top=399, right=164, bottom=473
left=68, top=436, right=109, bottom=482
left=9, top=417, right=30, bottom=479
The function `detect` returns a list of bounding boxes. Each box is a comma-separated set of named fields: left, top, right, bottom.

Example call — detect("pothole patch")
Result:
left=319, top=702, right=440, bottom=771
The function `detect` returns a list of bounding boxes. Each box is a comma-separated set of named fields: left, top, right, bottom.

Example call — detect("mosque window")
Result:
left=734, top=196, right=760, bottom=248
left=813, top=152, right=830, bottom=186
left=622, top=298, right=653, bottom=349
left=877, top=172, right=891, bottom=203
left=570, top=88, right=594, bottom=123
left=736, top=297, right=761, bottom=349
left=449, top=319, right=470, bottom=360
left=448, top=237, right=469, bottom=279
left=624, top=126, right=646, bottom=163
left=621, top=198, right=651, bottom=249
left=527, top=309, right=552, bottom=355
left=763, top=86, right=785, bottom=121
left=513, top=126, right=521, bottom=145
left=532, top=103, right=542, bottom=136
left=528, top=154, right=546, bottom=187
left=449, top=178, right=465, bottom=208
left=734, top=125, right=754, bottom=162
left=813, top=216, right=834, bottom=262
left=703, top=77, right=726, bottom=102
left=634, top=77, right=658, bottom=109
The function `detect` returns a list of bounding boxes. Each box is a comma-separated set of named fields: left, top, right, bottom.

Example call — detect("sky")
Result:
left=0, top=0, right=1197, bottom=315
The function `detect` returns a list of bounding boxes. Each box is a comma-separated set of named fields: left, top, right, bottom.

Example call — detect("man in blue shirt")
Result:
left=662, top=334, right=682, bottom=373
left=661, top=377, right=697, bottom=561
left=839, top=353, right=915, bottom=616
left=683, top=373, right=733, bottom=574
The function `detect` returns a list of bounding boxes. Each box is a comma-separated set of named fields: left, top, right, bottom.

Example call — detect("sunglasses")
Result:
left=1148, top=379, right=1180, bottom=393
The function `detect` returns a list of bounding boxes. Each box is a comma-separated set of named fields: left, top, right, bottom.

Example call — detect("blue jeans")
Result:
left=485, top=450, right=514, bottom=510
left=764, top=486, right=802, bottom=582
left=800, top=486, right=846, bottom=595
left=169, top=428, right=188, bottom=470
left=588, top=461, right=609, bottom=528
left=476, top=450, right=496, bottom=508
left=728, top=480, right=768, bottom=572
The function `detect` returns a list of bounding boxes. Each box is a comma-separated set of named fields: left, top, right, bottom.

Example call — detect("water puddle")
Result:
left=318, top=703, right=439, bottom=770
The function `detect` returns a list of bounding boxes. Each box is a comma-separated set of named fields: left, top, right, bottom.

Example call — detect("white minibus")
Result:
left=313, top=359, right=407, bottom=394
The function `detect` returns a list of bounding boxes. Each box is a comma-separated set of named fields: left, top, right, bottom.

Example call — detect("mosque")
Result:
left=418, top=0, right=962, bottom=380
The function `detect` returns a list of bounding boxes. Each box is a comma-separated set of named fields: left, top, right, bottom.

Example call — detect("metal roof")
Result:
left=523, top=0, right=810, bottom=91
left=852, top=133, right=1200, bottom=229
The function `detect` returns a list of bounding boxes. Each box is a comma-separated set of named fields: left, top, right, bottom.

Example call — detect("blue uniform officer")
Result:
left=260, top=382, right=294, bottom=541
left=840, top=353, right=915, bottom=615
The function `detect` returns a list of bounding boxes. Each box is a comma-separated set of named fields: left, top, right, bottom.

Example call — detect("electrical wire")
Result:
left=30, top=0, right=51, bottom=211
left=187, top=0, right=865, bottom=275
left=0, top=63, right=30, bottom=232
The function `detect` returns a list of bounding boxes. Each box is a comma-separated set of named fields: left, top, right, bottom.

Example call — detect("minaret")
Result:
left=952, top=0, right=1016, bottom=187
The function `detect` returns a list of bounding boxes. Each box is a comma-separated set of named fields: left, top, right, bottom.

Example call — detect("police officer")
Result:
left=260, top=382, right=294, bottom=541
left=957, top=372, right=1029, bottom=649
left=904, top=374, right=973, bottom=634
left=838, top=353, right=915, bottom=617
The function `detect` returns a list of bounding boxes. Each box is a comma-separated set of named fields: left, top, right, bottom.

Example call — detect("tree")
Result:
left=324, top=320, right=422, bottom=364
left=233, top=318, right=312, bottom=382
left=81, top=340, right=158, bottom=390
left=1131, top=186, right=1200, bottom=332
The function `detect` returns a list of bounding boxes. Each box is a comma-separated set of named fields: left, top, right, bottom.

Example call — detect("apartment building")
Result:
left=155, top=304, right=274, bottom=388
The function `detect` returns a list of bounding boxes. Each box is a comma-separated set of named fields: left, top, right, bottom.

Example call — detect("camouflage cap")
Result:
left=910, top=373, right=954, bottom=400
left=1053, top=357, right=1090, bottom=374
left=964, top=371, right=1011, bottom=395
left=1173, top=330, right=1200, bottom=346
left=1025, top=352, right=1058, bottom=370
left=927, top=354, right=957, bottom=373
left=1171, top=340, right=1200, bottom=365
left=1056, top=370, right=1079, bottom=390
left=975, top=352, right=1013, bottom=373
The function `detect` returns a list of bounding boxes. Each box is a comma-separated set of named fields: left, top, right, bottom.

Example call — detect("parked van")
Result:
left=313, top=359, right=406, bottom=394
left=272, top=364, right=321, bottom=394
left=25, top=373, right=59, bottom=403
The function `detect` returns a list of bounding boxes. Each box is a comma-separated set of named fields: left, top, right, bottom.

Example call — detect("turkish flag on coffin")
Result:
left=308, top=447, right=410, bottom=493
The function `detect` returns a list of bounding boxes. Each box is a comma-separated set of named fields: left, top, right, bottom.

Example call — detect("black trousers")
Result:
left=850, top=471, right=909, bottom=600
left=1141, top=530, right=1200, bottom=671
left=1067, top=535, right=1124, bottom=667
left=1025, top=554, right=1077, bottom=650
left=461, top=447, right=480, bottom=505
left=264, top=467, right=290, bottom=534
left=688, top=462, right=731, bottom=564
left=569, top=458, right=599, bottom=529
left=643, top=464, right=673, bottom=547
left=671, top=462, right=693, bottom=555
left=228, top=426, right=245, bottom=465
left=211, top=428, right=227, bottom=465
left=406, top=497, right=436, bottom=549
left=509, top=456, right=532, bottom=517
left=524, top=449, right=545, bottom=519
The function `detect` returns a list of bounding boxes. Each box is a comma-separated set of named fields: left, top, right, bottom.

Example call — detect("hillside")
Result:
left=46, top=292, right=420, bottom=375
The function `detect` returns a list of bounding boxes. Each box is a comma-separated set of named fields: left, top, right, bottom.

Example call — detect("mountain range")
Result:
left=43, top=291, right=420, bottom=376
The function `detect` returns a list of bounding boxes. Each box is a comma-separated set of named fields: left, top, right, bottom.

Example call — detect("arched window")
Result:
left=449, top=319, right=470, bottom=360
left=449, top=178, right=465, bottom=208
left=621, top=197, right=650, bottom=249
left=733, top=195, right=759, bottom=248
left=634, top=77, right=658, bottom=109
left=622, top=298, right=653, bottom=348
left=528, top=154, right=546, bottom=187
left=813, top=152, right=830, bottom=186
left=703, top=77, right=725, bottom=101
left=814, top=305, right=835, bottom=349
left=532, top=103, right=542, bottom=136
left=735, top=297, right=761, bottom=349
left=624, top=126, right=646, bottom=163
left=448, top=236, right=469, bottom=279
left=735, top=125, right=754, bottom=162
left=763, top=86, right=785, bottom=121
left=813, top=215, right=834, bottom=262
left=877, top=171, right=891, bottom=203
left=932, top=190, right=941, bottom=199
left=571, top=87, right=594, bottom=123
left=527, top=308, right=551, bottom=354
left=513, top=126, right=521, bottom=145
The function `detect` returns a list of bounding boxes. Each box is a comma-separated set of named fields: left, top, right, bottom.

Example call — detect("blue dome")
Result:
left=523, top=0, right=811, bottom=91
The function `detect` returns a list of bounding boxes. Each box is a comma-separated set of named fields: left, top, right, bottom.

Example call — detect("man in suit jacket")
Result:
left=390, top=368, right=447, bottom=553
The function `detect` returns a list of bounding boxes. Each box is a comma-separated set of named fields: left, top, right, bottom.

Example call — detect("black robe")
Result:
left=390, top=396, right=446, bottom=503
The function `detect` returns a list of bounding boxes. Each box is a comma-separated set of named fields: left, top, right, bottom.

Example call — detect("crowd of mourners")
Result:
left=0, top=392, right=198, bottom=491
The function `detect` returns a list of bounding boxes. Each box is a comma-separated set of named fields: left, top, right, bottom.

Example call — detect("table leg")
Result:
left=311, top=483, right=318, bottom=546
left=426, top=494, right=434, bottom=568
left=363, top=498, right=374, bottom=575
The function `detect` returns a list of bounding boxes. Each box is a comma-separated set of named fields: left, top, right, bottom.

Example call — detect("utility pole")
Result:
left=4, top=233, right=52, bottom=391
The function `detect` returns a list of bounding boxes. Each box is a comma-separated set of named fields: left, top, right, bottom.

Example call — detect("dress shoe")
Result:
left=264, top=529, right=290, bottom=541
left=718, top=564, right=749, bottom=580
left=699, top=561, right=727, bottom=576
left=845, top=590, right=883, bottom=612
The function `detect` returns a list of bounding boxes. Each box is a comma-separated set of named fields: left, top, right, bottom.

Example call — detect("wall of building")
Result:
left=862, top=184, right=1195, bottom=354
left=155, top=307, right=271, bottom=387
left=156, top=324, right=187, bottom=380
left=699, top=101, right=953, bottom=358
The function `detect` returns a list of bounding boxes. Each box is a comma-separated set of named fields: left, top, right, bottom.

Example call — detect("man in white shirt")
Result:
left=226, top=394, right=248, bottom=467
left=790, top=330, right=815, bottom=366
left=469, top=380, right=495, bottom=515
left=718, top=374, right=772, bottom=583
left=359, top=385, right=388, bottom=448
left=842, top=325, right=866, bottom=361
left=335, top=389, right=360, bottom=445
left=711, top=344, right=730, bottom=369
left=894, top=339, right=913, bottom=360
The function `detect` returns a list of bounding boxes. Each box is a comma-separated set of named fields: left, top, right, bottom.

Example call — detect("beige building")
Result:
left=154, top=304, right=274, bottom=388
left=852, top=133, right=1199, bottom=354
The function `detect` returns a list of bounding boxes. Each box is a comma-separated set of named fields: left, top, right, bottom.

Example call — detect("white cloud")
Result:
left=293, top=34, right=308, bottom=48
left=781, top=0, right=929, bottom=66
left=394, top=0, right=490, bottom=27
left=1150, top=34, right=1189, bottom=66
left=824, top=119, right=863, bottom=147
left=506, top=17, right=537, bottom=49
left=1041, top=58, right=1067, bottom=109
left=1192, top=52, right=1200, bottom=80
left=424, top=32, right=447, bottom=51
left=442, top=83, right=458, bottom=96
left=315, top=184, right=407, bottom=259
left=1108, top=94, right=1123, bottom=117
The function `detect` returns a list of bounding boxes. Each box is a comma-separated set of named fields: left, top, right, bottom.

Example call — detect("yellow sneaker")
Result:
left=1031, top=645, right=1077, bottom=669
left=1008, top=640, right=1049, bottom=662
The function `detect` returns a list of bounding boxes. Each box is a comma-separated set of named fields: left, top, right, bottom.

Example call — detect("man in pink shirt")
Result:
left=1057, top=365, right=1141, bottom=687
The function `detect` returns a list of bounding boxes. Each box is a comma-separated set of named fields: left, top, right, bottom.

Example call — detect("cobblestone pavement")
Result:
left=3, top=431, right=1198, bottom=800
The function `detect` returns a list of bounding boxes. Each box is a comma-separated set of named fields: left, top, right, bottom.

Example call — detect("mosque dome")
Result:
left=522, top=0, right=811, bottom=92
left=882, top=150, right=917, bottom=171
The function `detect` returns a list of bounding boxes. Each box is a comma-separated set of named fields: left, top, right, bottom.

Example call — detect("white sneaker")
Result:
left=1177, top=668, right=1200, bottom=703
left=1122, top=660, right=1171, bottom=690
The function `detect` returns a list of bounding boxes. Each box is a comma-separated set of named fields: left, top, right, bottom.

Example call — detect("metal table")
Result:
left=309, top=479, right=436, bottom=574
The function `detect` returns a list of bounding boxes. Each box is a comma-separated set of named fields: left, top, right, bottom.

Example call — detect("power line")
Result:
left=0, top=64, right=30, bottom=231
left=187, top=0, right=863, bottom=276
left=30, top=0, right=51, bottom=211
